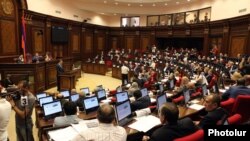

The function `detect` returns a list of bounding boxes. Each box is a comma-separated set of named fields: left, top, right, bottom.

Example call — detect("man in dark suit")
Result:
left=3, top=74, right=14, bottom=88
left=198, top=94, right=228, bottom=128
left=142, top=103, right=197, bottom=141
left=56, top=59, right=64, bottom=91
left=131, top=90, right=151, bottom=112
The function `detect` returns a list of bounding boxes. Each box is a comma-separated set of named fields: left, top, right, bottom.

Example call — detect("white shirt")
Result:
left=71, top=123, right=127, bottom=141
left=0, top=99, right=11, bottom=141
left=121, top=65, right=129, bottom=74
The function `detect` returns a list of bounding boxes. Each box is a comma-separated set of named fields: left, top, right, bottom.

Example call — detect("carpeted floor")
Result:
left=7, top=72, right=121, bottom=141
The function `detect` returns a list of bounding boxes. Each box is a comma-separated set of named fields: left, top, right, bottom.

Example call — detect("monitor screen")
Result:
left=83, top=96, right=99, bottom=110
left=80, top=87, right=90, bottom=95
left=202, top=84, right=208, bottom=96
left=70, top=94, right=79, bottom=102
left=43, top=101, right=62, bottom=118
left=184, top=89, right=190, bottom=104
left=140, top=88, right=148, bottom=97
left=157, top=94, right=166, bottom=109
left=115, top=100, right=132, bottom=121
left=97, top=89, right=106, bottom=100
left=159, top=84, right=164, bottom=93
left=60, top=90, right=70, bottom=98
left=51, top=26, right=68, bottom=43
left=39, top=96, right=53, bottom=106
left=36, top=93, right=47, bottom=101
left=169, top=80, right=174, bottom=90
left=116, top=92, right=129, bottom=103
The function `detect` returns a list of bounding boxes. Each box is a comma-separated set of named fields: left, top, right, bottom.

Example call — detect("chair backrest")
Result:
left=227, top=114, right=242, bottom=125
left=174, top=129, right=204, bottom=141
left=220, top=98, right=235, bottom=114
left=232, top=95, right=250, bottom=123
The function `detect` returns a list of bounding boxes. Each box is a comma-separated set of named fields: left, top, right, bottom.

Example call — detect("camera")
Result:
left=1, top=87, right=22, bottom=100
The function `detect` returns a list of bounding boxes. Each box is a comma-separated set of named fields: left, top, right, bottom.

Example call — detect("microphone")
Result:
left=21, top=96, right=28, bottom=106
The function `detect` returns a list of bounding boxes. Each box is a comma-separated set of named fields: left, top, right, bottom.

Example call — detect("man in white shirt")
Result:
left=0, top=94, right=12, bottom=141
left=121, top=63, right=130, bottom=85
left=72, top=104, right=127, bottom=141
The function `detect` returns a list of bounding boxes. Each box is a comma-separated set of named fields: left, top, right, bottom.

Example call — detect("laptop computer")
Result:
left=115, top=100, right=133, bottom=126
left=60, top=90, right=70, bottom=98
left=83, top=96, right=99, bottom=114
left=157, top=94, right=167, bottom=110
left=80, top=87, right=90, bottom=95
left=116, top=91, right=129, bottom=103
left=70, top=94, right=79, bottom=102
left=96, top=89, right=106, bottom=101
left=36, top=92, right=47, bottom=101
left=140, top=88, right=148, bottom=97
left=183, top=89, right=190, bottom=105
left=43, top=101, right=63, bottom=120
left=39, top=96, right=53, bottom=107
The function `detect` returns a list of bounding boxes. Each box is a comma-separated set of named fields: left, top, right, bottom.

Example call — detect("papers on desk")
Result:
left=135, top=108, right=151, bottom=117
left=129, top=115, right=161, bottom=132
left=166, top=93, right=173, bottom=97
left=48, top=119, right=98, bottom=141
left=190, top=99, right=200, bottom=104
left=188, top=104, right=205, bottom=111
left=219, top=89, right=226, bottom=93
left=101, top=99, right=111, bottom=103
left=150, top=98, right=156, bottom=103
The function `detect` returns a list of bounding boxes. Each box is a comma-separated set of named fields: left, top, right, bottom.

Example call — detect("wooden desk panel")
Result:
left=83, top=63, right=107, bottom=75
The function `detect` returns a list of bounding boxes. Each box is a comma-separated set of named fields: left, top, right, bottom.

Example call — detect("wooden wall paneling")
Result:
left=0, top=20, right=17, bottom=55
left=71, top=32, right=80, bottom=53
left=124, top=36, right=134, bottom=51
left=229, top=36, right=246, bottom=57
left=203, top=27, right=210, bottom=56
left=247, top=21, right=250, bottom=54
left=45, top=61, right=57, bottom=89
left=222, top=23, right=230, bottom=55
left=140, top=36, right=150, bottom=52
left=35, top=65, right=46, bottom=92
left=110, top=36, right=118, bottom=49
left=31, top=27, right=45, bottom=54
left=173, top=26, right=186, bottom=37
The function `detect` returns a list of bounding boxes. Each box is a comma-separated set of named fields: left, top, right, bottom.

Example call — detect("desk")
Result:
left=82, top=63, right=107, bottom=75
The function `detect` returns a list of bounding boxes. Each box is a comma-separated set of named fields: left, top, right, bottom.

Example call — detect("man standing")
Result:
left=0, top=93, right=11, bottom=141
left=7, top=81, right=35, bottom=141
left=121, top=62, right=129, bottom=85
left=56, top=59, right=64, bottom=91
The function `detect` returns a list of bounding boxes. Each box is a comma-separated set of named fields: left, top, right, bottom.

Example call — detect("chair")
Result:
left=232, top=95, right=250, bottom=123
left=174, top=129, right=204, bottom=141
left=220, top=98, right=235, bottom=114
left=227, top=114, right=242, bottom=125
left=109, top=90, right=117, bottom=96
left=172, top=95, right=184, bottom=104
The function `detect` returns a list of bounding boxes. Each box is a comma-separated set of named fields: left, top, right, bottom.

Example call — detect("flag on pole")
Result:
left=21, top=12, right=26, bottom=63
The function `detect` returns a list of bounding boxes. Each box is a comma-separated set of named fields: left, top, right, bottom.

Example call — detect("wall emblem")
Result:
left=1, top=0, right=14, bottom=15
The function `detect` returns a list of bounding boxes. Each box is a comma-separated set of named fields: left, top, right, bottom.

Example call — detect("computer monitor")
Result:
left=36, top=92, right=47, bottom=101
left=202, top=84, right=208, bottom=96
left=140, top=88, right=148, bottom=97
left=116, top=91, right=129, bottom=103
left=169, top=79, right=174, bottom=90
left=115, top=100, right=133, bottom=126
left=43, top=101, right=63, bottom=119
left=159, top=84, right=164, bottom=93
left=157, top=94, right=167, bottom=110
left=96, top=89, right=106, bottom=101
left=60, top=90, right=70, bottom=98
left=83, top=96, right=99, bottom=114
left=39, top=96, right=53, bottom=106
left=80, top=87, right=90, bottom=95
left=70, top=94, right=79, bottom=102
left=183, top=89, right=190, bottom=104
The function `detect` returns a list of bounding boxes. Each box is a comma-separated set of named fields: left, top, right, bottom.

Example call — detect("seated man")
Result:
left=72, top=104, right=127, bottom=141
left=143, top=103, right=197, bottom=141
left=198, top=94, right=228, bottom=128
left=131, top=90, right=151, bottom=112
left=221, top=78, right=250, bottom=101
left=54, top=101, right=82, bottom=127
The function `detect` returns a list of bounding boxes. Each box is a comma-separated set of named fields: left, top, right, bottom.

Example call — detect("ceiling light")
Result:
left=115, top=2, right=118, bottom=5
left=152, top=3, right=156, bottom=6
left=140, top=4, right=143, bottom=7
left=101, top=13, right=105, bottom=15
left=164, top=3, right=168, bottom=6
left=187, top=0, right=191, bottom=1
left=128, top=3, right=131, bottom=6
left=104, top=1, right=107, bottom=4
left=114, top=13, right=117, bottom=15
left=176, top=1, right=180, bottom=4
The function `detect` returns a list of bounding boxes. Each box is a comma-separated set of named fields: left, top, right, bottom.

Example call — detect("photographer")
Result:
left=7, top=80, right=35, bottom=141
left=0, top=93, right=11, bottom=141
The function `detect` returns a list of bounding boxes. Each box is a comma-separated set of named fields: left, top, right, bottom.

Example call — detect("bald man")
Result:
left=72, top=104, right=127, bottom=141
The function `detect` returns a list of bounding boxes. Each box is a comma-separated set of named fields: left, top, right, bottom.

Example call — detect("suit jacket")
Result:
left=131, top=96, right=151, bottom=112
left=149, top=118, right=198, bottom=141
left=198, top=107, right=228, bottom=128
left=56, top=63, right=64, bottom=75
left=221, top=85, right=250, bottom=100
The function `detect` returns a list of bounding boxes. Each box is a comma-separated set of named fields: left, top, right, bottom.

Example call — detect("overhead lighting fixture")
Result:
left=115, top=2, right=118, bottom=5
left=104, top=1, right=107, bottom=4
left=101, top=13, right=105, bottom=15
left=128, top=3, right=131, bottom=6
left=164, top=3, right=168, bottom=6
left=152, top=3, right=156, bottom=6
left=140, top=4, right=143, bottom=7
left=176, top=1, right=180, bottom=4
left=114, top=13, right=117, bottom=15
left=187, top=0, right=191, bottom=1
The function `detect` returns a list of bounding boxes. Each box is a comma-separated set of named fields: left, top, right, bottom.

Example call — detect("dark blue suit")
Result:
left=56, top=63, right=64, bottom=91
left=131, top=96, right=151, bottom=112
left=221, top=85, right=250, bottom=100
